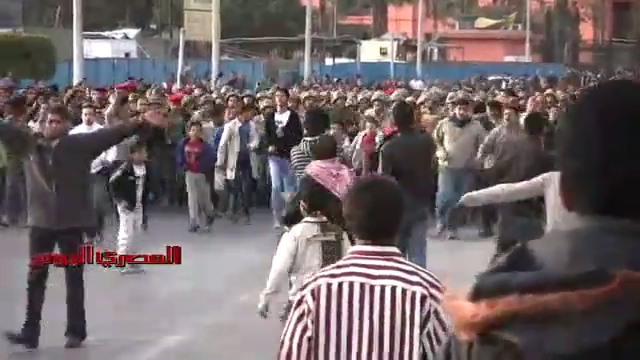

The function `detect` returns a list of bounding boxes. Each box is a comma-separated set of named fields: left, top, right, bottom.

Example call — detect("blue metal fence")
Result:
left=31, top=58, right=266, bottom=88
left=25, top=59, right=568, bottom=88
left=314, top=62, right=568, bottom=82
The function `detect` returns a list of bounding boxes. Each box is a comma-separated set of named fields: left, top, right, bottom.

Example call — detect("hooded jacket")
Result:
left=438, top=216, right=640, bottom=360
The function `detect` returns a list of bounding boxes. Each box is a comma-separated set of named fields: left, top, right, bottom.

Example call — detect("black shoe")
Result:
left=4, top=331, right=38, bottom=349
left=188, top=224, right=199, bottom=233
left=205, top=215, right=215, bottom=227
left=64, top=336, right=84, bottom=349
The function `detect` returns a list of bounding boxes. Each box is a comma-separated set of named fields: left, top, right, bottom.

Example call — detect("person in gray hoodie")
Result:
left=1, top=104, right=168, bottom=350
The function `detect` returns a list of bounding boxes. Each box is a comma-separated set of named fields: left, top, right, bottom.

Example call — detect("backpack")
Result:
left=300, top=219, right=345, bottom=268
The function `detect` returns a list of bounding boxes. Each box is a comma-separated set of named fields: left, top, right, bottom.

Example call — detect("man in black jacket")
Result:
left=263, top=87, right=303, bottom=228
left=379, top=101, right=436, bottom=268
left=438, top=80, right=640, bottom=360
left=2, top=104, right=167, bottom=349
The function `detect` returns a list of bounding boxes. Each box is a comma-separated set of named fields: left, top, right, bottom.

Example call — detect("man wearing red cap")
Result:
left=168, top=93, right=184, bottom=106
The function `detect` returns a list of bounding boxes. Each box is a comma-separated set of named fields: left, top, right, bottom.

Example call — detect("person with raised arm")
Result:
left=1, top=104, right=168, bottom=350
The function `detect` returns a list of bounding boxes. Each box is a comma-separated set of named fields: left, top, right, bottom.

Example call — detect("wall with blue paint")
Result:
left=33, top=59, right=265, bottom=88
left=313, top=62, right=568, bottom=82
left=29, top=59, right=568, bottom=88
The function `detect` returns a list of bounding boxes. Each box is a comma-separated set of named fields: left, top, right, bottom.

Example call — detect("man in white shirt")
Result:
left=70, top=104, right=111, bottom=242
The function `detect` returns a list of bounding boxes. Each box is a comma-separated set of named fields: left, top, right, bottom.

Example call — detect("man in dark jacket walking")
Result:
left=438, top=79, right=640, bottom=360
left=379, top=101, right=436, bottom=268
left=1, top=104, right=168, bottom=349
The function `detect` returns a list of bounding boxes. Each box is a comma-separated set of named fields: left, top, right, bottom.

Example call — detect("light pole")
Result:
left=177, top=28, right=185, bottom=88
left=525, top=0, right=531, bottom=61
left=303, top=0, right=313, bottom=83
left=389, top=34, right=395, bottom=79
left=72, top=0, right=84, bottom=84
left=416, top=0, right=424, bottom=77
left=211, top=0, right=221, bottom=87
left=332, top=0, right=338, bottom=38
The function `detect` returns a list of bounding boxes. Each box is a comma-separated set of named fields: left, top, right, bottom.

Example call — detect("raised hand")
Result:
left=142, top=110, right=169, bottom=128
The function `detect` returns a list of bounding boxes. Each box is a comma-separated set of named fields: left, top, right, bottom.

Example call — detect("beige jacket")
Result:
left=259, top=216, right=351, bottom=305
left=216, top=118, right=260, bottom=180
left=433, top=118, right=486, bottom=169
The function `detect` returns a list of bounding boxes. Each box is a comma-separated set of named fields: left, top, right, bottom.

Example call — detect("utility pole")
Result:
left=416, top=0, right=424, bottom=77
left=525, top=0, right=531, bottom=61
left=303, top=0, right=313, bottom=82
left=72, top=0, right=84, bottom=84
left=211, top=0, right=221, bottom=87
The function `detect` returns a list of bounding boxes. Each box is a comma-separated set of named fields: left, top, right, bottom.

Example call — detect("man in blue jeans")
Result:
left=262, top=87, right=303, bottom=228
left=433, top=96, right=486, bottom=240
left=379, top=101, right=436, bottom=268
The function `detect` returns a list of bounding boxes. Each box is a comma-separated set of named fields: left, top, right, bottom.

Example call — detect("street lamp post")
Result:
left=525, top=0, right=531, bottom=61
left=211, top=0, right=221, bottom=87
left=72, top=0, right=84, bottom=84
left=303, top=0, right=313, bottom=83
left=416, top=0, right=424, bottom=77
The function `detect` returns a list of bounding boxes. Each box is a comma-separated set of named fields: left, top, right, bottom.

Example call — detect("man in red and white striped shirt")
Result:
left=279, top=176, right=450, bottom=360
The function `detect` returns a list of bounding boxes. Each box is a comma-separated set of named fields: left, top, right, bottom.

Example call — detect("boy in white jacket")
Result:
left=257, top=176, right=350, bottom=321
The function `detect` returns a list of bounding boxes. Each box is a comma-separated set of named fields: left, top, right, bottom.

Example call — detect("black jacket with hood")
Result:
left=438, top=217, right=640, bottom=360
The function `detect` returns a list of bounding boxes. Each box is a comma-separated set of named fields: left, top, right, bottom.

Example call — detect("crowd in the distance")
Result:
left=2, top=72, right=640, bottom=358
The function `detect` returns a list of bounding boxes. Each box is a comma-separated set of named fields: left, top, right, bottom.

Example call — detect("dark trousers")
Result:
left=228, top=167, right=253, bottom=217
left=24, top=227, right=87, bottom=341
left=479, top=205, right=497, bottom=233
left=491, top=215, right=544, bottom=263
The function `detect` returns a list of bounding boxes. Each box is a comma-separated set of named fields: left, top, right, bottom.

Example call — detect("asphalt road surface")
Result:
left=0, top=210, right=494, bottom=360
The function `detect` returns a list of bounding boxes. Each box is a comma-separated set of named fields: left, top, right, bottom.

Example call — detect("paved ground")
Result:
left=0, top=210, right=494, bottom=360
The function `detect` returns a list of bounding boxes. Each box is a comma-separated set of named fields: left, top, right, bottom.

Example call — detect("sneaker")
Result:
left=435, top=223, right=446, bottom=237
left=273, top=221, right=282, bottom=230
left=4, top=331, right=38, bottom=349
left=188, top=224, right=200, bottom=233
left=205, top=215, right=215, bottom=227
left=64, top=336, right=84, bottom=349
left=447, top=230, right=460, bottom=241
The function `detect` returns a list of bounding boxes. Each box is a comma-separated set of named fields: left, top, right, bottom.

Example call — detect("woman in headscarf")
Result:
left=282, top=134, right=355, bottom=243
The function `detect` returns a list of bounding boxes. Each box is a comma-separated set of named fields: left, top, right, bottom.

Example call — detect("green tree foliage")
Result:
left=220, top=0, right=306, bottom=38
left=23, top=0, right=304, bottom=38
left=0, top=33, right=56, bottom=79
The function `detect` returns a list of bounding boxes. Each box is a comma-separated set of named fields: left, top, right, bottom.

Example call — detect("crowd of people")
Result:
left=1, top=71, right=640, bottom=359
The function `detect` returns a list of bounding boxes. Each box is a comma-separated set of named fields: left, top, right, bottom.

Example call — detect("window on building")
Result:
left=612, top=2, right=633, bottom=40
left=379, top=47, right=388, bottom=56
